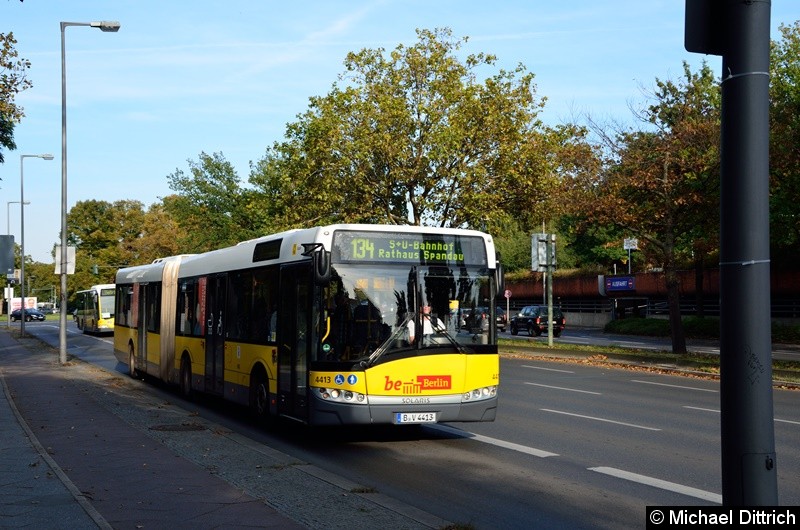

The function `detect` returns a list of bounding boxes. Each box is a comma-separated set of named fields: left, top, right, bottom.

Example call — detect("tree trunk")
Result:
left=665, top=266, right=687, bottom=354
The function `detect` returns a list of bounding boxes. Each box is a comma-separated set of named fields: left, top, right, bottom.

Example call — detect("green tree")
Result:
left=67, top=199, right=145, bottom=254
left=250, top=28, right=552, bottom=231
left=0, top=31, right=32, bottom=164
left=126, top=200, right=186, bottom=264
left=166, top=152, right=260, bottom=252
left=567, top=62, right=720, bottom=353
left=66, top=199, right=150, bottom=281
left=769, top=21, right=800, bottom=267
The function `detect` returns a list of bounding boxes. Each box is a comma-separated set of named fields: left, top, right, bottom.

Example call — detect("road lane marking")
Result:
left=522, top=365, right=574, bottom=373
left=428, top=424, right=559, bottom=458
left=541, top=409, right=661, bottom=431
left=631, top=379, right=717, bottom=392
left=589, top=466, right=722, bottom=504
left=525, top=382, right=601, bottom=395
left=684, top=406, right=719, bottom=413
left=685, top=406, right=800, bottom=425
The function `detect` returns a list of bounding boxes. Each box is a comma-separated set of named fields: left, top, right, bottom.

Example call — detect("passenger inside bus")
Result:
left=268, top=303, right=278, bottom=343
left=406, top=305, right=445, bottom=344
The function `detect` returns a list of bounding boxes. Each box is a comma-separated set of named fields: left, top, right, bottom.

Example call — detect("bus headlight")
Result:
left=462, top=385, right=497, bottom=402
left=317, top=387, right=368, bottom=404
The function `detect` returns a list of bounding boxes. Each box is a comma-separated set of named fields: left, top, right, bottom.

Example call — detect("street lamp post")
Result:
left=6, top=201, right=28, bottom=329
left=60, top=20, right=120, bottom=364
left=20, top=154, right=54, bottom=337
left=7, top=201, right=30, bottom=236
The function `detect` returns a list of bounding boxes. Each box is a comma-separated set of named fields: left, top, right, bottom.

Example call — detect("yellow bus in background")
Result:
left=74, top=283, right=115, bottom=333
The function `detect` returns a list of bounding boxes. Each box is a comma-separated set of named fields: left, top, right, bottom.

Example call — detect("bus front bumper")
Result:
left=308, top=393, right=497, bottom=426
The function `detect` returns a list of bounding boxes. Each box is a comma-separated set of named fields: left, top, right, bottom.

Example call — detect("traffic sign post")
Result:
left=624, top=238, right=638, bottom=274
left=504, top=289, right=511, bottom=327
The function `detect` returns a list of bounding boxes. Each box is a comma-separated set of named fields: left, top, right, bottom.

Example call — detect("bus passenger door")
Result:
left=278, top=264, right=310, bottom=420
left=134, top=284, right=147, bottom=372
left=204, top=275, right=226, bottom=395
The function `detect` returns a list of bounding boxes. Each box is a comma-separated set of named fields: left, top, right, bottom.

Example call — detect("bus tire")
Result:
left=128, top=343, right=138, bottom=378
left=179, top=356, right=193, bottom=400
left=249, top=368, right=271, bottom=425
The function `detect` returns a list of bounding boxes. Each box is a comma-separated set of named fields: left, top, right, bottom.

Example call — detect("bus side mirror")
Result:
left=301, top=242, right=331, bottom=286
left=495, top=259, right=504, bottom=295
left=314, top=250, right=331, bottom=286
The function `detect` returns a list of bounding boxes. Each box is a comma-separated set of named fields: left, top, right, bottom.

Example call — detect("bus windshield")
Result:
left=323, top=262, right=495, bottom=363
left=99, top=288, right=115, bottom=317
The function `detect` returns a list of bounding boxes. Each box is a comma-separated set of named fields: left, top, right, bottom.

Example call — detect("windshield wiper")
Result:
left=362, top=312, right=466, bottom=368
left=363, top=313, right=415, bottom=368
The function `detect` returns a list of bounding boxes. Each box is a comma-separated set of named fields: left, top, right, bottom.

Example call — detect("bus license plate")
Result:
left=395, top=412, right=437, bottom=424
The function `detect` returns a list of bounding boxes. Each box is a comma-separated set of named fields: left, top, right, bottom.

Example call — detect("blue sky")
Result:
left=3, top=1, right=798, bottom=263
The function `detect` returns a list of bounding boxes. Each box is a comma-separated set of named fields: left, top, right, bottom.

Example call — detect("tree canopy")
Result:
left=0, top=31, right=32, bottom=164
left=8, top=23, right=800, bottom=332
left=248, top=28, right=560, bottom=233
left=769, top=21, right=800, bottom=266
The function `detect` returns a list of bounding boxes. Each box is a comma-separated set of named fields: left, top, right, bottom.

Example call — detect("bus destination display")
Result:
left=332, top=230, right=487, bottom=266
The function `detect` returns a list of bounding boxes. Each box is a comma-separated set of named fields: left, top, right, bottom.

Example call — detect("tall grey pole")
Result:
left=59, top=20, right=121, bottom=364
left=19, top=157, right=27, bottom=337
left=546, top=234, right=554, bottom=347
left=718, top=1, right=777, bottom=505
left=20, top=154, right=53, bottom=337
left=60, top=23, right=70, bottom=364
left=685, top=0, right=777, bottom=504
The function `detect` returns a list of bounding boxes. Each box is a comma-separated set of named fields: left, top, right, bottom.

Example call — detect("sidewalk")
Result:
left=0, top=342, right=103, bottom=529
left=0, top=329, right=445, bottom=529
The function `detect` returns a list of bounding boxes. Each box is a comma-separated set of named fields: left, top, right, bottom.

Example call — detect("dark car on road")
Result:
left=462, top=306, right=507, bottom=333
left=10, top=308, right=47, bottom=322
left=495, top=306, right=507, bottom=332
left=509, top=305, right=565, bottom=337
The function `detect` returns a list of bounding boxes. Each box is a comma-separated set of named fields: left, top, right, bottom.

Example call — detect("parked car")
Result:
left=463, top=306, right=506, bottom=332
left=495, top=306, right=507, bottom=332
left=509, top=305, right=565, bottom=337
left=10, top=308, right=47, bottom=322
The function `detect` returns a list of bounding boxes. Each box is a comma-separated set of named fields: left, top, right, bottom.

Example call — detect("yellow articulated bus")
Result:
left=74, top=283, right=116, bottom=333
left=113, top=224, right=502, bottom=426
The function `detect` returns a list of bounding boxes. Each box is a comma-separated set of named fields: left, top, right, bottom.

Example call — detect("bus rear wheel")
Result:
left=250, top=370, right=271, bottom=425
left=128, top=344, right=138, bottom=378
left=180, top=357, right=193, bottom=400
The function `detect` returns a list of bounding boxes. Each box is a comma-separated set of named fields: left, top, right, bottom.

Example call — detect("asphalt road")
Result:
left=14, top=320, right=800, bottom=528
left=500, top=326, right=800, bottom=362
